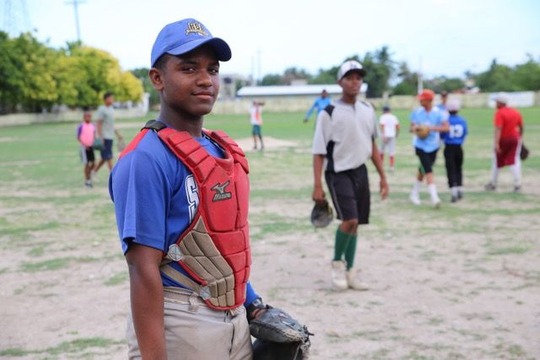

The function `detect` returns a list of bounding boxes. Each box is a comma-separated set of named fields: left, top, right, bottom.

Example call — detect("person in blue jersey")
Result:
left=441, top=98, right=468, bottom=202
left=311, top=60, right=388, bottom=291
left=409, top=89, right=450, bottom=208
left=109, top=18, right=272, bottom=360
left=303, top=89, right=331, bottom=123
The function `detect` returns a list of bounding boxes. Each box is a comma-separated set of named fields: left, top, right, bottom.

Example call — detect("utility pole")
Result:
left=417, top=56, right=424, bottom=94
left=66, top=0, right=85, bottom=42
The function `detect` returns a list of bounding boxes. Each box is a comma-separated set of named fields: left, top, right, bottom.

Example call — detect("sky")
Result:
left=3, top=0, right=539, bottom=81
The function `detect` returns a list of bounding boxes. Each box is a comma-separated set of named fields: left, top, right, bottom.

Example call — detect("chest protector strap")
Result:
left=142, top=120, right=251, bottom=310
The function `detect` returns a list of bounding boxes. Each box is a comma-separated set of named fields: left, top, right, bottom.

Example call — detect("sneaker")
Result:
left=451, top=195, right=458, bottom=203
left=85, top=180, right=93, bottom=188
left=484, top=183, right=496, bottom=191
left=457, top=191, right=463, bottom=199
left=346, top=268, right=369, bottom=291
left=389, top=166, right=395, bottom=174
left=514, top=185, right=522, bottom=193
left=331, top=260, right=348, bottom=291
left=409, top=193, right=421, bottom=205
left=433, top=199, right=441, bottom=209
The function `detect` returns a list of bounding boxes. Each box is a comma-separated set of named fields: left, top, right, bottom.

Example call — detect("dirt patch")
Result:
left=1, top=137, right=539, bottom=360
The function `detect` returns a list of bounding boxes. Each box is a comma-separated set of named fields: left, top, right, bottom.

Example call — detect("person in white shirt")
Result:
left=378, top=105, right=400, bottom=172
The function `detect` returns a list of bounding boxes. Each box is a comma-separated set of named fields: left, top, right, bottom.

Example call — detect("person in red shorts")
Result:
left=485, top=93, right=524, bottom=192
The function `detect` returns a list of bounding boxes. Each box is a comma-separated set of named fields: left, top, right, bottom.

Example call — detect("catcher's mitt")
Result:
left=253, top=339, right=310, bottom=360
left=520, top=143, right=529, bottom=160
left=250, top=306, right=311, bottom=343
left=415, top=125, right=431, bottom=139
left=310, top=199, right=333, bottom=228
left=250, top=306, right=312, bottom=360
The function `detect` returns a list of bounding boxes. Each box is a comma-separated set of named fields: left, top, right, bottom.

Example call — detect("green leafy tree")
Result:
left=438, top=77, right=466, bottom=93
left=309, top=68, right=336, bottom=84
left=261, top=73, right=283, bottom=86
left=0, top=32, right=143, bottom=113
left=362, top=46, right=395, bottom=98
left=474, top=59, right=515, bottom=92
left=0, top=31, right=23, bottom=113
left=0, top=31, right=59, bottom=112
left=512, top=54, right=540, bottom=91
left=131, top=67, right=158, bottom=106
left=392, top=62, right=418, bottom=95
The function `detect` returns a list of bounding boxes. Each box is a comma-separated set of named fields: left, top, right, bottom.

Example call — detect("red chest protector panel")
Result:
left=151, top=123, right=251, bottom=310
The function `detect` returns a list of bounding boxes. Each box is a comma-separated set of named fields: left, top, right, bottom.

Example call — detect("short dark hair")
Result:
left=103, top=92, right=114, bottom=100
left=153, top=54, right=171, bottom=70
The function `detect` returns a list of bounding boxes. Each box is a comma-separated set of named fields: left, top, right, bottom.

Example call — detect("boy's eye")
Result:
left=182, top=66, right=197, bottom=72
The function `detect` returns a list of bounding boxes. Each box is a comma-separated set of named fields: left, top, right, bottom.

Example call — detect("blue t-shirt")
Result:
left=109, top=125, right=258, bottom=305
left=410, top=106, right=445, bottom=152
left=305, top=96, right=332, bottom=120
left=441, top=113, right=468, bottom=146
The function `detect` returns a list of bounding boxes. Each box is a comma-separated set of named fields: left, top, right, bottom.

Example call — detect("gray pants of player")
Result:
left=127, top=287, right=253, bottom=360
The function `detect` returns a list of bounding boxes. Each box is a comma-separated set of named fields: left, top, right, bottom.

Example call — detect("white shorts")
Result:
left=380, top=137, right=396, bottom=156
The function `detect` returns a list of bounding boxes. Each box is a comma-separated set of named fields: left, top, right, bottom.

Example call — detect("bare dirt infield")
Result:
left=1, top=137, right=539, bottom=360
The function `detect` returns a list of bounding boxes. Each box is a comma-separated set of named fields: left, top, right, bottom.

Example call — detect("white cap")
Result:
left=337, top=60, right=366, bottom=81
left=494, top=93, right=509, bottom=104
left=446, top=99, right=461, bottom=112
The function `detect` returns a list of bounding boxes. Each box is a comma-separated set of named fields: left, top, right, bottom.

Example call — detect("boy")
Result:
left=311, top=60, right=389, bottom=291
left=249, top=100, right=265, bottom=150
left=109, top=18, right=307, bottom=359
left=93, top=92, right=123, bottom=176
left=409, top=89, right=449, bottom=208
left=76, top=108, right=95, bottom=188
left=484, top=93, right=524, bottom=192
left=441, top=99, right=468, bottom=202
left=303, top=89, right=331, bottom=123
left=378, top=105, right=400, bottom=172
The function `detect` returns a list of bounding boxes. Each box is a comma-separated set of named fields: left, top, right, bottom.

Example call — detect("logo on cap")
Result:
left=186, top=22, right=208, bottom=37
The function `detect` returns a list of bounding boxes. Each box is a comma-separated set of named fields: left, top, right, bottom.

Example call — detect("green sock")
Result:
left=333, top=228, right=352, bottom=261
left=344, top=234, right=358, bottom=270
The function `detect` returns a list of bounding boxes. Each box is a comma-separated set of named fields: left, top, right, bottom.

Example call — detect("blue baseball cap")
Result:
left=150, top=18, right=232, bottom=67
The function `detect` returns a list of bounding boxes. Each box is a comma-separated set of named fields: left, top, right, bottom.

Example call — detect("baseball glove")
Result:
left=520, top=143, right=529, bottom=160
left=250, top=306, right=312, bottom=343
left=252, top=338, right=310, bottom=360
left=310, top=199, right=333, bottom=228
left=415, top=125, right=431, bottom=139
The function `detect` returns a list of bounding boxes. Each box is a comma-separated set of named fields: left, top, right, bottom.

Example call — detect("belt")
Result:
left=163, top=287, right=243, bottom=316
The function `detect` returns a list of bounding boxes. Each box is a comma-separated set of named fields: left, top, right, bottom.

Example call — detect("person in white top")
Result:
left=378, top=105, right=400, bottom=172
left=249, top=100, right=265, bottom=150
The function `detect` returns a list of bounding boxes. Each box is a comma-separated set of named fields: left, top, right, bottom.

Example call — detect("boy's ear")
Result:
left=149, top=68, right=164, bottom=91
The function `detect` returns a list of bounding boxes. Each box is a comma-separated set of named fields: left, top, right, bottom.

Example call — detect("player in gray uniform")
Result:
left=311, top=60, right=389, bottom=291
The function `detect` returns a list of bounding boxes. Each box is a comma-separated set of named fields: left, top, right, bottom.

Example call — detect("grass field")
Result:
left=0, top=107, right=539, bottom=359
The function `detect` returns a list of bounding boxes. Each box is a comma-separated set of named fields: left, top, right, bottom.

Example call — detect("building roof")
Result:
left=236, top=84, right=368, bottom=97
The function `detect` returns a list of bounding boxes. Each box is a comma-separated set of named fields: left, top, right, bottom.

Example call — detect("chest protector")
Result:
left=123, top=121, right=251, bottom=310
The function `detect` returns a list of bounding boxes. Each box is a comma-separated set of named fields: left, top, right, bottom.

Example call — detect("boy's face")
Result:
left=339, top=72, right=363, bottom=97
left=151, top=44, right=221, bottom=117
left=83, top=112, right=92, bottom=122
left=420, top=98, right=433, bottom=109
left=105, top=95, right=114, bottom=106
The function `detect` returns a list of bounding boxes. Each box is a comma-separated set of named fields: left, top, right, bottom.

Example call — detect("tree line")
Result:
left=1, top=32, right=539, bottom=114
left=0, top=31, right=143, bottom=114
left=260, top=46, right=540, bottom=99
